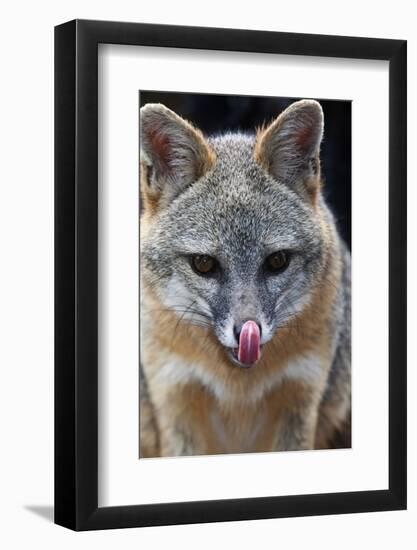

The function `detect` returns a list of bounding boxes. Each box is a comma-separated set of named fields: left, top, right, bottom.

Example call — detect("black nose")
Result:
left=233, top=324, right=241, bottom=343
left=233, top=321, right=262, bottom=344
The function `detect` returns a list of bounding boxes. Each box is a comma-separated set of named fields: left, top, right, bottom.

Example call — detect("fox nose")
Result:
left=233, top=320, right=262, bottom=344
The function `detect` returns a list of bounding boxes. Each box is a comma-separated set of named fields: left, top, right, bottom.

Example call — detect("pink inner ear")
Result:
left=296, top=124, right=314, bottom=151
left=147, top=126, right=172, bottom=172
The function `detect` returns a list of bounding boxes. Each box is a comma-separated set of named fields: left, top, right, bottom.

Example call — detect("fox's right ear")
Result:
left=254, top=100, right=324, bottom=203
left=140, top=104, right=215, bottom=210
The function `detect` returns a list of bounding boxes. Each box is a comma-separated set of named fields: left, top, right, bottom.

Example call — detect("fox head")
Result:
left=140, top=100, right=335, bottom=368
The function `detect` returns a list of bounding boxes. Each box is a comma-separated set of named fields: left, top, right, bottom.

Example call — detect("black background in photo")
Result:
left=140, top=91, right=352, bottom=250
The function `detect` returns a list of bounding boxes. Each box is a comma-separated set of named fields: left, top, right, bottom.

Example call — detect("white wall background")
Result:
left=0, top=1, right=415, bottom=548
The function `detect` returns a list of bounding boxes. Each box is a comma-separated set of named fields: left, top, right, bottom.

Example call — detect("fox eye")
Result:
left=264, top=251, right=289, bottom=273
left=190, top=255, right=218, bottom=276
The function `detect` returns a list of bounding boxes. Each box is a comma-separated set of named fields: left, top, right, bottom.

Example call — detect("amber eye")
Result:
left=191, top=255, right=218, bottom=276
left=265, top=251, right=289, bottom=273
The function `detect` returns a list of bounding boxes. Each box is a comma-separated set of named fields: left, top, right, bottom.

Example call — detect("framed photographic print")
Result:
left=55, top=19, right=407, bottom=530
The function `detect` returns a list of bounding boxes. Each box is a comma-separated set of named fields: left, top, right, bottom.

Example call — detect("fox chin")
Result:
left=139, top=99, right=351, bottom=458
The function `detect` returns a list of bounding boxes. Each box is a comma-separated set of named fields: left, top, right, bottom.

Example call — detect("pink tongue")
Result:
left=238, top=320, right=261, bottom=365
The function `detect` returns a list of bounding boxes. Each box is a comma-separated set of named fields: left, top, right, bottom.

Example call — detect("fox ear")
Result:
left=140, top=104, right=215, bottom=209
left=254, top=100, right=324, bottom=202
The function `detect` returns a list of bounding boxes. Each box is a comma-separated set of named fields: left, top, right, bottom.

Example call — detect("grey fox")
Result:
left=139, top=99, right=351, bottom=457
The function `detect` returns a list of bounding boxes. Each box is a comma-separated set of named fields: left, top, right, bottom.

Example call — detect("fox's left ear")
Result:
left=140, top=103, right=215, bottom=210
left=254, top=100, right=324, bottom=202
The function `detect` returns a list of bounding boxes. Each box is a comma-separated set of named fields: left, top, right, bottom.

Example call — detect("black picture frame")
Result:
left=55, top=19, right=407, bottom=531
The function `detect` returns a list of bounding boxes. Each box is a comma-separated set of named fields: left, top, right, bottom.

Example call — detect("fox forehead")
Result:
left=141, top=131, right=325, bottom=279
left=151, top=139, right=319, bottom=254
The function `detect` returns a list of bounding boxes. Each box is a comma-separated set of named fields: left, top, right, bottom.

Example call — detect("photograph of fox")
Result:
left=139, top=92, right=351, bottom=458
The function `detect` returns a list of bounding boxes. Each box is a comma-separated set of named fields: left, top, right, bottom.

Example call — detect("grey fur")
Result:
left=142, top=131, right=329, bottom=348
left=316, top=244, right=351, bottom=448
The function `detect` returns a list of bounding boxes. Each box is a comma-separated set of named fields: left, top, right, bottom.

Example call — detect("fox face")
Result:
left=140, top=100, right=332, bottom=368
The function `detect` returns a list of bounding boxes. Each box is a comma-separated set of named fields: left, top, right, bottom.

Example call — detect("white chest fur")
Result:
left=153, top=352, right=323, bottom=404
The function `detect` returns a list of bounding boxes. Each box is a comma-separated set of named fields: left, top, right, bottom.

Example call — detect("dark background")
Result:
left=140, top=91, right=351, bottom=249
